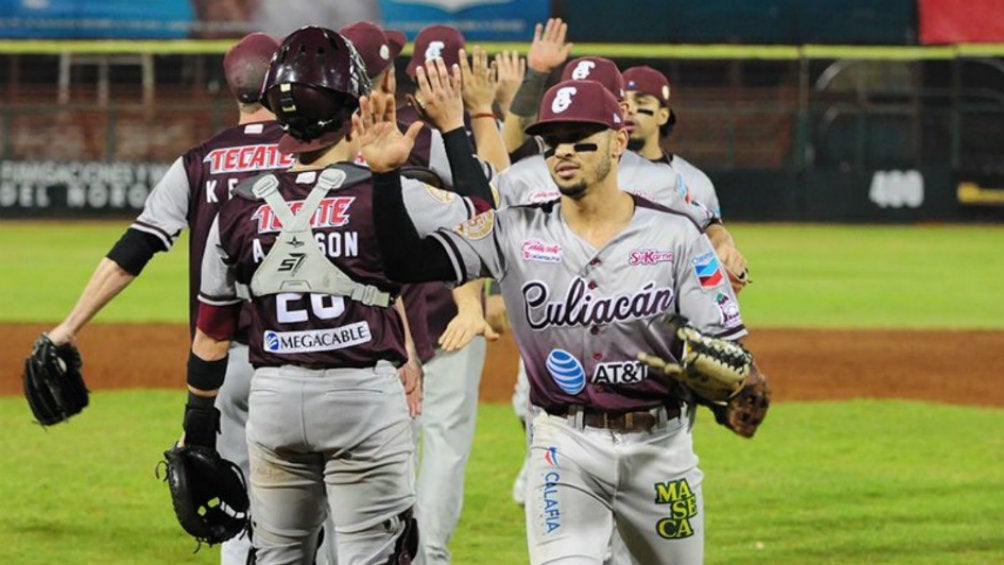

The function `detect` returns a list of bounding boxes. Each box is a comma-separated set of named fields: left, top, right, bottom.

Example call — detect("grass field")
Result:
left=2, top=221, right=1003, bottom=564
left=2, top=222, right=1003, bottom=328
left=2, top=395, right=1002, bottom=565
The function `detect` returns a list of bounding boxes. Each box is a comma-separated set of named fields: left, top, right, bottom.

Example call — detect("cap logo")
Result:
left=662, top=85, right=671, bottom=100
left=379, top=44, right=390, bottom=60
left=552, top=86, right=577, bottom=113
left=425, top=41, right=445, bottom=61
left=571, top=60, right=595, bottom=80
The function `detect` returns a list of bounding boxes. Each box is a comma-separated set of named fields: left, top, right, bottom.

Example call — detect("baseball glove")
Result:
left=638, top=315, right=770, bottom=438
left=158, top=444, right=249, bottom=547
left=23, top=334, right=89, bottom=425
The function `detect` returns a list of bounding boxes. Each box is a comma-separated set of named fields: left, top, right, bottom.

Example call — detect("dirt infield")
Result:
left=3, top=323, right=1002, bottom=407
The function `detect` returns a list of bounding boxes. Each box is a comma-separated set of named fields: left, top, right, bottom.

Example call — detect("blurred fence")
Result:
left=1, top=42, right=1003, bottom=221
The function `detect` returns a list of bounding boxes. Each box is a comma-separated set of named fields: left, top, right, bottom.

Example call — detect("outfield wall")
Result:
left=1, top=42, right=1002, bottom=223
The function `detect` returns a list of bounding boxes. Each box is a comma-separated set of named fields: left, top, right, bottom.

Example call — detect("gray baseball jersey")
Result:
left=198, top=164, right=477, bottom=369
left=660, top=153, right=720, bottom=219
left=494, top=149, right=714, bottom=230
left=130, top=120, right=292, bottom=334
left=430, top=195, right=746, bottom=413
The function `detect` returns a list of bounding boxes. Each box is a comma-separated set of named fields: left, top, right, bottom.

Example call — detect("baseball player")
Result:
left=41, top=32, right=299, bottom=565
left=181, top=27, right=493, bottom=565
left=367, top=78, right=765, bottom=565
left=497, top=54, right=749, bottom=506
left=397, top=27, right=509, bottom=565
left=623, top=65, right=721, bottom=218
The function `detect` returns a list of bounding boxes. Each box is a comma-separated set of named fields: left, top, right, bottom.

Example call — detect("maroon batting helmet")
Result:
left=261, top=26, right=372, bottom=153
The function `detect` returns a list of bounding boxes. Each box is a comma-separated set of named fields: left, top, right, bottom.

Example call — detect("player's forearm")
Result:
left=50, top=257, right=136, bottom=343
left=188, top=328, right=230, bottom=398
left=373, top=170, right=460, bottom=283
left=502, top=112, right=531, bottom=154
left=394, top=297, right=420, bottom=362
left=452, top=279, right=486, bottom=318
left=442, top=127, right=498, bottom=207
left=468, top=113, right=511, bottom=174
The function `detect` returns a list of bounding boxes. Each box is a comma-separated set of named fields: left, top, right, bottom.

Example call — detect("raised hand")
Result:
left=494, top=50, right=526, bottom=117
left=459, top=46, right=497, bottom=115
left=414, top=58, right=465, bottom=132
left=527, top=17, right=573, bottom=73
left=352, top=92, right=423, bottom=173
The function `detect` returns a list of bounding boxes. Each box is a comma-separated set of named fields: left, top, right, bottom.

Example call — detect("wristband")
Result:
left=470, top=112, right=496, bottom=120
left=186, top=352, right=228, bottom=391
left=183, top=392, right=220, bottom=449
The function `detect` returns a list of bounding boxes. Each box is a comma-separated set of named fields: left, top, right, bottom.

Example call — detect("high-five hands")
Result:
left=414, top=58, right=466, bottom=132
left=352, top=92, right=423, bottom=173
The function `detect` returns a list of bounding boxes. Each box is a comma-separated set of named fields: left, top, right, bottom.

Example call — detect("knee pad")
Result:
left=385, top=507, right=419, bottom=565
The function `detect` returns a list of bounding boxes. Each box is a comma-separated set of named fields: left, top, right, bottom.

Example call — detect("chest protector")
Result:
left=240, top=166, right=391, bottom=308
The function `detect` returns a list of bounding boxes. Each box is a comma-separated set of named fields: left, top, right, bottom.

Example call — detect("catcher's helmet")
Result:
left=261, top=26, right=371, bottom=151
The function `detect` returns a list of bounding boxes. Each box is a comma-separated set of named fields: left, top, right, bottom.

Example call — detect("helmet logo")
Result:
left=571, top=60, right=595, bottom=80
left=425, top=41, right=446, bottom=61
left=552, top=87, right=577, bottom=113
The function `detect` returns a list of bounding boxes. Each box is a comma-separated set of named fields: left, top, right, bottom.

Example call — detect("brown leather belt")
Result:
left=547, top=405, right=680, bottom=433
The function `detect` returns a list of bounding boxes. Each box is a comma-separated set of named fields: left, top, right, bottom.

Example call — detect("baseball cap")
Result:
left=224, top=32, right=281, bottom=103
left=525, top=80, right=625, bottom=136
left=623, top=66, right=671, bottom=107
left=405, top=24, right=466, bottom=77
left=339, top=21, right=406, bottom=79
left=560, top=57, right=625, bottom=101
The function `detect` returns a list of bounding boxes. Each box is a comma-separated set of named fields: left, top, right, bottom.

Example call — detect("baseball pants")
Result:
left=246, top=361, right=415, bottom=565
left=216, top=343, right=339, bottom=565
left=511, top=358, right=530, bottom=505
left=413, top=336, right=487, bottom=565
left=525, top=407, right=704, bottom=565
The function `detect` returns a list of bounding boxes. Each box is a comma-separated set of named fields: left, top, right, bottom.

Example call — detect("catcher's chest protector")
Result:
left=244, top=167, right=391, bottom=307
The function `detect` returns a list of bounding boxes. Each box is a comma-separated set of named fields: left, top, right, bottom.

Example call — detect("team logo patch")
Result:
left=551, top=86, right=577, bottom=113
left=692, top=252, right=724, bottom=289
left=521, top=239, right=563, bottom=263
left=454, top=210, right=494, bottom=240
left=629, top=249, right=674, bottom=266
left=545, top=349, right=585, bottom=395
left=527, top=188, right=560, bottom=203
left=263, top=322, right=371, bottom=354
left=424, top=40, right=445, bottom=61
left=715, top=292, right=741, bottom=328
left=423, top=183, right=456, bottom=203
left=591, top=361, right=648, bottom=384
left=544, top=446, right=559, bottom=467
left=653, top=478, right=698, bottom=539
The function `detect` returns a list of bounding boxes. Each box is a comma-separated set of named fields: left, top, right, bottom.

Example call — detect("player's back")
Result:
left=132, top=120, right=291, bottom=331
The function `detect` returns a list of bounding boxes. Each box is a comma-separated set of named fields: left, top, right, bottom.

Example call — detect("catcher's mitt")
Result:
left=158, top=444, right=249, bottom=548
left=638, top=316, right=770, bottom=438
left=23, top=334, right=89, bottom=425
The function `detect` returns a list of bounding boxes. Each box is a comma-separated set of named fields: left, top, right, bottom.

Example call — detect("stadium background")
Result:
left=0, top=1, right=1002, bottom=564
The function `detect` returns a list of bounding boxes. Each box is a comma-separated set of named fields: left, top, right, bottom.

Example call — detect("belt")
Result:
left=547, top=404, right=680, bottom=433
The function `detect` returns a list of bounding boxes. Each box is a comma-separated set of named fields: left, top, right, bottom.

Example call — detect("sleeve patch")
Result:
left=454, top=209, right=495, bottom=241
left=691, top=251, right=725, bottom=289
left=424, top=183, right=457, bottom=204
